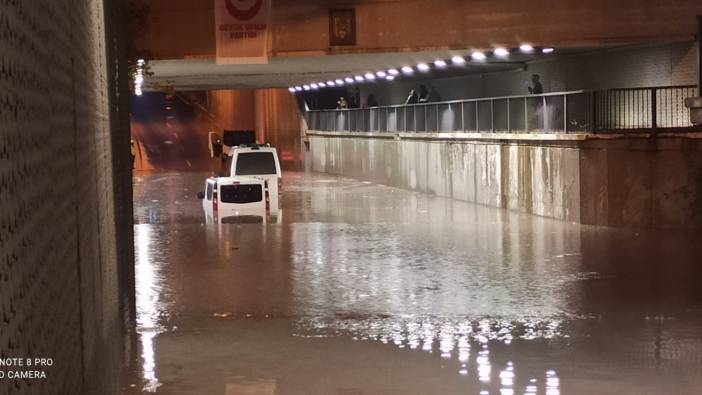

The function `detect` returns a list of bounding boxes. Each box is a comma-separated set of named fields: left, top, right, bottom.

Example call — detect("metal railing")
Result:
left=306, top=85, right=699, bottom=134
left=594, top=85, right=698, bottom=130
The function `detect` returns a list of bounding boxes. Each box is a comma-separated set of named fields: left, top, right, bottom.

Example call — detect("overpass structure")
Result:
left=139, top=0, right=702, bottom=91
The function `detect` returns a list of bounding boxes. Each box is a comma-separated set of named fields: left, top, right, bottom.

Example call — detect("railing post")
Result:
left=651, top=87, right=658, bottom=130
left=563, top=94, right=567, bottom=133
left=490, top=99, right=494, bottom=132
left=385, top=108, right=389, bottom=132
left=507, top=99, right=511, bottom=132
left=461, top=102, right=465, bottom=131
left=524, top=97, right=528, bottom=132
left=592, top=91, right=597, bottom=132
left=412, top=105, right=418, bottom=133
left=404, top=108, right=407, bottom=132
left=542, top=95, right=547, bottom=131
left=436, top=104, right=440, bottom=132
left=475, top=101, right=479, bottom=131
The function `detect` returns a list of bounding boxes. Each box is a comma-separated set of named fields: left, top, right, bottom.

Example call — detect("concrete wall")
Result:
left=255, top=88, right=306, bottom=170
left=135, top=0, right=702, bottom=59
left=357, top=41, right=699, bottom=107
left=208, top=90, right=256, bottom=131
left=1, top=1, right=132, bottom=394
left=308, top=133, right=702, bottom=229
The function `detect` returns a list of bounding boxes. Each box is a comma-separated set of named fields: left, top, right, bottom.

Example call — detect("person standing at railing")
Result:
left=526, top=74, right=545, bottom=130
left=337, top=96, right=348, bottom=109
left=419, top=85, right=442, bottom=103
left=349, top=86, right=361, bottom=108
left=418, top=85, right=429, bottom=102
left=405, top=89, right=419, bottom=104
left=426, top=86, right=441, bottom=102
left=528, top=74, right=544, bottom=94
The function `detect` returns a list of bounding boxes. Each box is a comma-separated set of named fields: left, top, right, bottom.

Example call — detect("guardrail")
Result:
left=306, top=85, right=699, bottom=133
left=594, top=85, right=698, bottom=130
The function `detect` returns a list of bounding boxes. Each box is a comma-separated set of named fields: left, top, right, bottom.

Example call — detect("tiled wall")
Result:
left=0, top=0, right=132, bottom=393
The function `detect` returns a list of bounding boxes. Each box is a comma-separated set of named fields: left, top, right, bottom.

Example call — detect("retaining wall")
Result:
left=308, top=132, right=702, bottom=229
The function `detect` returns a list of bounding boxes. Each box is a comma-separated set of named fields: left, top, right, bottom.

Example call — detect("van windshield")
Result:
left=235, top=152, right=277, bottom=175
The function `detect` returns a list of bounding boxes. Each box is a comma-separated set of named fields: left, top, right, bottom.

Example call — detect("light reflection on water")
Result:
left=130, top=172, right=702, bottom=394
left=134, top=225, right=167, bottom=392
left=296, top=314, right=564, bottom=394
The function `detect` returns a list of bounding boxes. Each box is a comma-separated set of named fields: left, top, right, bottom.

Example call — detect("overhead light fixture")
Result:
left=303, top=85, right=311, bottom=91
left=417, top=63, right=430, bottom=72
left=318, top=82, right=326, bottom=87
left=471, top=51, right=486, bottom=61
left=520, top=44, right=534, bottom=53
left=376, top=70, right=387, bottom=78
left=354, top=75, right=364, bottom=82
left=434, top=59, right=447, bottom=68
left=364, top=73, right=376, bottom=80
left=295, top=86, right=303, bottom=92
left=542, top=47, right=555, bottom=54
left=401, top=66, right=414, bottom=74
left=345, top=77, right=355, bottom=84
left=494, top=47, right=509, bottom=57
left=386, top=75, right=395, bottom=81
left=451, top=56, right=466, bottom=65
left=387, top=68, right=399, bottom=76
left=326, top=80, right=335, bottom=86
left=288, top=87, right=296, bottom=93
left=310, top=83, right=319, bottom=89
left=335, top=79, right=345, bottom=85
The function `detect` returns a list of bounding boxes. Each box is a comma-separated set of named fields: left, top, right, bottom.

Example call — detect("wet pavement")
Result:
left=126, top=171, right=702, bottom=395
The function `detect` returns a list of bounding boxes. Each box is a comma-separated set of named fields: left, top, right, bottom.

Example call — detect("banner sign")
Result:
left=215, top=0, right=270, bottom=64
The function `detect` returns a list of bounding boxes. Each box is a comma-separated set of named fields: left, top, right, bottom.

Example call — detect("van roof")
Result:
left=227, top=145, right=278, bottom=156
left=207, top=176, right=266, bottom=185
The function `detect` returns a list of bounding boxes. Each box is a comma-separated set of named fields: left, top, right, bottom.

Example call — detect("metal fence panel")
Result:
left=306, top=86, right=697, bottom=134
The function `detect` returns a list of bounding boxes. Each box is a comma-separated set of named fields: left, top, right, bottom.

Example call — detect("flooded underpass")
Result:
left=126, top=171, right=702, bottom=395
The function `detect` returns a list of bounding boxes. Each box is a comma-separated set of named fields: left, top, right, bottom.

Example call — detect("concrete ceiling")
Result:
left=145, top=46, right=606, bottom=92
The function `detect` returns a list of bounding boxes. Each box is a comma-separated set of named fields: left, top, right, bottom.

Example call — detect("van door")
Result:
left=203, top=180, right=216, bottom=222
left=232, top=150, right=281, bottom=212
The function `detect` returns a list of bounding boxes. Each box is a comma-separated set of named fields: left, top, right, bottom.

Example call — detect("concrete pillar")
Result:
left=207, top=90, right=256, bottom=131
left=255, top=89, right=305, bottom=170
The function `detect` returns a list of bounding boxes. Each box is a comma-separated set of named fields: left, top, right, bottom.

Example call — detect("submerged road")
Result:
left=127, top=171, right=702, bottom=395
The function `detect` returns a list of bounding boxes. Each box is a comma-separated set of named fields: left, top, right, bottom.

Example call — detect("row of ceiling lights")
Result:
left=288, top=45, right=554, bottom=93
left=134, top=58, right=146, bottom=96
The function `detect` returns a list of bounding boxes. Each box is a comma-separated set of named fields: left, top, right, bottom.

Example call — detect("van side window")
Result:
left=206, top=183, right=213, bottom=200
left=235, top=152, right=277, bottom=175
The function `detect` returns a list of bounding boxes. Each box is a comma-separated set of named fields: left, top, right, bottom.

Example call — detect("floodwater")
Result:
left=126, top=171, right=702, bottom=395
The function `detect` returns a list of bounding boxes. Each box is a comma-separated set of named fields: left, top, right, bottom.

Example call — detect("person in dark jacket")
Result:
left=418, top=85, right=429, bottom=102
left=528, top=74, right=544, bottom=94
left=405, top=89, right=419, bottom=105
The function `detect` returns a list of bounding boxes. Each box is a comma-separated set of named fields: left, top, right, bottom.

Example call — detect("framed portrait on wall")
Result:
left=329, top=8, right=356, bottom=46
